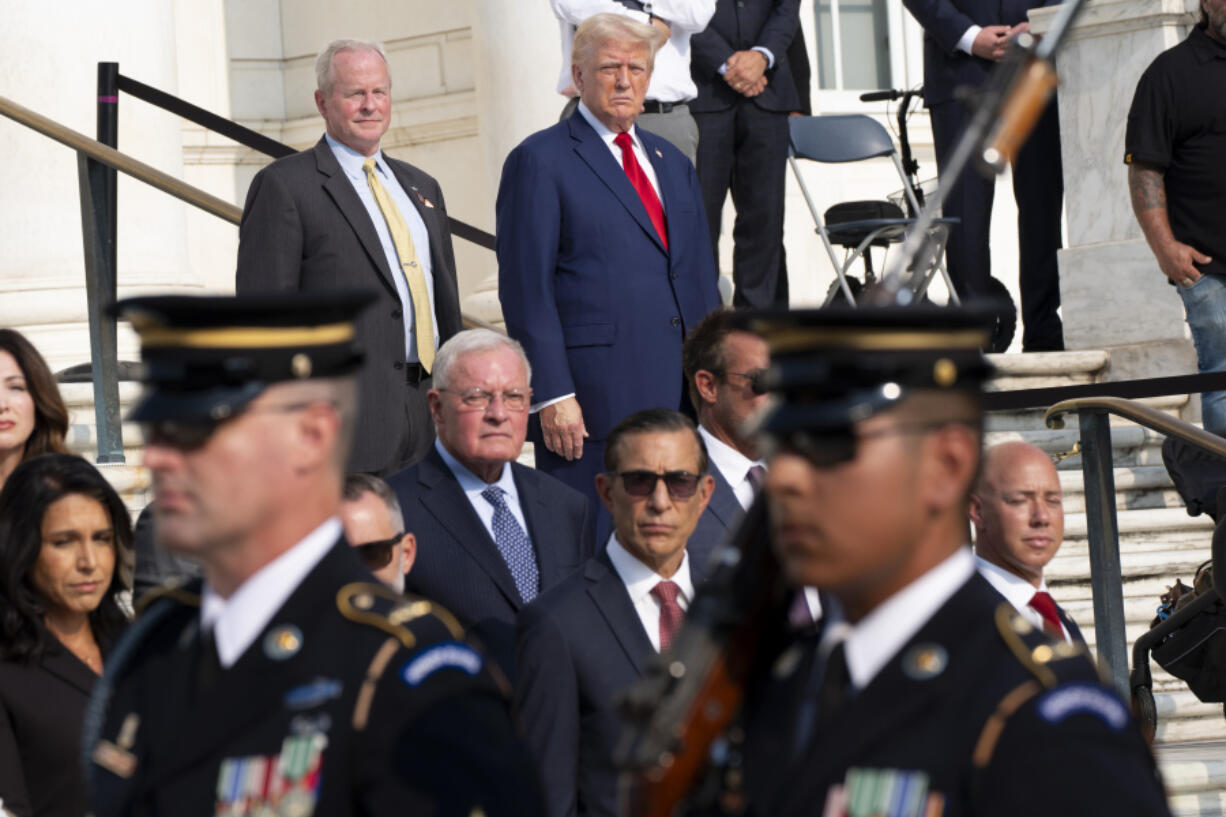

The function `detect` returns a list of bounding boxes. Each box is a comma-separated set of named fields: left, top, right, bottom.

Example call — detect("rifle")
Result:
left=615, top=496, right=792, bottom=817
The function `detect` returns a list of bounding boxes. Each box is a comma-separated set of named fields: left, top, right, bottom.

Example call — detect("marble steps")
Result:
left=1159, top=741, right=1226, bottom=817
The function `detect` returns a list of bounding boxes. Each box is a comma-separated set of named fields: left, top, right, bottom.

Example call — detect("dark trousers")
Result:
left=929, top=95, right=1065, bottom=351
left=356, top=373, right=435, bottom=477
left=694, top=102, right=791, bottom=309
left=532, top=437, right=611, bottom=545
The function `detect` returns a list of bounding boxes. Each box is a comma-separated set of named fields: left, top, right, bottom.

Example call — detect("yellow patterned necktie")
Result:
left=362, top=157, right=435, bottom=372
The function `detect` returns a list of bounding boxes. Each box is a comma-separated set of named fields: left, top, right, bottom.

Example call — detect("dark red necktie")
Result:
left=1028, top=591, right=1065, bottom=639
left=613, top=131, right=668, bottom=250
left=651, top=580, right=684, bottom=651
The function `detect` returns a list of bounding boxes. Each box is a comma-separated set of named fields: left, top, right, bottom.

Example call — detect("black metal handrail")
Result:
left=1044, top=397, right=1226, bottom=695
left=106, top=64, right=497, bottom=251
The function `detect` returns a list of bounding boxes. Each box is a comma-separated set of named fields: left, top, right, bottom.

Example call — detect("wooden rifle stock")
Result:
left=615, top=497, right=790, bottom=817
left=979, top=49, right=1059, bottom=174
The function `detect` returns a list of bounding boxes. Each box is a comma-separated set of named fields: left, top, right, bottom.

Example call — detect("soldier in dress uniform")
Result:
left=84, top=292, right=541, bottom=817
left=735, top=305, right=1172, bottom=816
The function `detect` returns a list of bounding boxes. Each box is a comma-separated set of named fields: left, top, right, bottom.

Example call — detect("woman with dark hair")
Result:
left=0, top=330, right=70, bottom=492
left=0, top=453, right=133, bottom=817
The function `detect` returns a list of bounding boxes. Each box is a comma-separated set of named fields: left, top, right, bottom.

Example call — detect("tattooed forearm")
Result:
left=1129, top=163, right=1167, bottom=212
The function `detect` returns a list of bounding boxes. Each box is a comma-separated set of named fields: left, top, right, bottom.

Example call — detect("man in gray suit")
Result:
left=236, top=38, right=463, bottom=475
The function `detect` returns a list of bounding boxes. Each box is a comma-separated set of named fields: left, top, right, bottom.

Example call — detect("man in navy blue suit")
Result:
left=387, top=330, right=594, bottom=680
left=901, top=0, right=1065, bottom=352
left=971, top=440, right=1085, bottom=644
left=689, top=0, right=801, bottom=309
left=497, top=14, right=721, bottom=520
left=514, top=409, right=714, bottom=817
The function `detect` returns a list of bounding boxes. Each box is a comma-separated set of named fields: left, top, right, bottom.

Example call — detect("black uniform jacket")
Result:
left=751, top=574, right=1172, bottom=817
left=86, top=539, right=541, bottom=817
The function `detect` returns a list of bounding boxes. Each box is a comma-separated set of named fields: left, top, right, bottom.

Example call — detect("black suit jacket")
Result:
left=514, top=551, right=656, bottom=817
left=901, top=0, right=1062, bottom=106
left=0, top=644, right=98, bottom=817
left=757, top=573, right=1170, bottom=817
left=387, top=446, right=595, bottom=677
left=687, top=465, right=744, bottom=582
left=236, top=137, right=463, bottom=474
left=690, top=0, right=802, bottom=114
left=88, top=539, right=540, bottom=817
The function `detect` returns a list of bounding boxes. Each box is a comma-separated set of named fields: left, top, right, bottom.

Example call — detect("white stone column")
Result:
left=1031, top=0, right=1199, bottom=373
left=0, top=0, right=199, bottom=374
left=467, top=0, right=568, bottom=326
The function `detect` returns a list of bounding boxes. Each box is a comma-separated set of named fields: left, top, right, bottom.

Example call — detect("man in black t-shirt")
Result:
left=1125, top=1, right=1226, bottom=432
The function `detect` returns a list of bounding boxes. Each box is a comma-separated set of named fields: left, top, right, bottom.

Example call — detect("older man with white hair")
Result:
left=387, top=329, right=595, bottom=679
left=237, top=37, right=462, bottom=476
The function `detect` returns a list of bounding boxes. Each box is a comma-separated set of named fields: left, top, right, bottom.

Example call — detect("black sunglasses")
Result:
left=614, top=470, right=701, bottom=499
left=776, top=420, right=975, bottom=469
left=354, top=533, right=404, bottom=570
left=722, top=368, right=768, bottom=395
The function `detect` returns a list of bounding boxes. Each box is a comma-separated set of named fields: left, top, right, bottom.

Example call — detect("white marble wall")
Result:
left=0, top=0, right=199, bottom=373
left=1032, top=0, right=1199, bottom=357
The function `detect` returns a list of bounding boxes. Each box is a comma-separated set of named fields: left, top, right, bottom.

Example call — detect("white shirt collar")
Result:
left=577, top=100, right=641, bottom=148
left=324, top=132, right=387, bottom=182
left=825, top=547, right=976, bottom=690
left=698, top=424, right=762, bottom=488
left=606, top=533, right=694, bottom=606
left=200, top=517, right=342, bottom=668
left=975, top=555, right=1046, bottom=607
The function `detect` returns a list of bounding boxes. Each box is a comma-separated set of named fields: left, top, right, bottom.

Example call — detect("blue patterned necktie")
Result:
left=481, top=485, right=541, bottom=603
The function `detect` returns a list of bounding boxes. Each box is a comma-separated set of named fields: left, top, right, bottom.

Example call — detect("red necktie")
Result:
left=613, top=132, right=669, bottom=250
left=1028, top=591, right=1065, bottom=639
left=651, top=580, right=684, bottom=651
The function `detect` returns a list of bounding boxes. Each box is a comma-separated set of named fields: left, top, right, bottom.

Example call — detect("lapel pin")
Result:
left=654, top=148, right=663, bottom=158
left=902, top=643, right=948, bottom=681
left=264, top=625, right=304, bottom=661
left=416, top=192, right=435, bottom=209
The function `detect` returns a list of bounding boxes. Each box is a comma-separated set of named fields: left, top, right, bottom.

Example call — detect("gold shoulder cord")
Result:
left=992, top=603, right=1058, bottom=688
left=973, top=603, right=1094, bottom=768
left=335, top=582, right=467, bottom=645
left=133, top=579, right=201, bottom=616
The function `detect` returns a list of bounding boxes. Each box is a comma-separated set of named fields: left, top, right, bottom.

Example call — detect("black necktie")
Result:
left=793, top=639, right=849, bottom=755
left=195, top=627, right=221, bottom=698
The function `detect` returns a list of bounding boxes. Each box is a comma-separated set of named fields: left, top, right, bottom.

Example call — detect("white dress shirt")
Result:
left=698, top=425, right=764, bottom=511
left=820, top=547, right=976, bottom=691
left=552, top=0, right=716, bottom=103
left=957, top=26, right=982, bottom=55
left=435, top=439, right=533, bottom=545
left=200, top=517, right=342, bottom=668
left=606, top=534, right=694, bottom=653
left=324, top=133, right=439, bottom=362
left=975, top=555, right=1070, bottom=642
left=577, top=101, right=664, bottom=199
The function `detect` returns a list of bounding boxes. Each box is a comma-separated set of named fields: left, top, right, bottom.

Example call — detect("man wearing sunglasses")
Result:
left=515, top=408, right=713, bottom=817
left=682, top=308, right=769, bottom=581
left=87, top=293, right=541, bottom=817
left=737, top=306, right=1169, bottom=817
left=340, top=473, right=416, bottom=592
left=388, top=329, right=594, bottom=681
